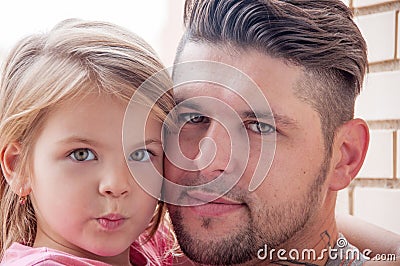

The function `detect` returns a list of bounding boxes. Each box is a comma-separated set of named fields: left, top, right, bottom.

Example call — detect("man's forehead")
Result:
left=171, top=57, right=272, bottom=115
left=175, top=42, right=304, bottom=91
left=174, top=82, right=271, bottom=114
left=173, top=44, right=305, bottom=107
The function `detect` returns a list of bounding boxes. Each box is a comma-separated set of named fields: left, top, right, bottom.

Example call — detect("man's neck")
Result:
left=268, top=205, right=339, bottom=265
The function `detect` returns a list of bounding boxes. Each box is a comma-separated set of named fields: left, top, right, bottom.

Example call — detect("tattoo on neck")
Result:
left=320, top=230, right=333, bottom=249
left=270, top=230, right=332, bottom=265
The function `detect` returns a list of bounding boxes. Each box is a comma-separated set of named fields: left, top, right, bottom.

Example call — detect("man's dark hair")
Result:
left=177, top=0, right=368, bottom=154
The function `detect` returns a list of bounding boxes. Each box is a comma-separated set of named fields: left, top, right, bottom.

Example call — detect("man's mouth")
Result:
left=185, top=190, right=245, bottom=216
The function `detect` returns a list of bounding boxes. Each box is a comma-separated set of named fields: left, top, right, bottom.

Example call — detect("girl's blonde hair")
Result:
left=0, top=19, right=175, bottom=260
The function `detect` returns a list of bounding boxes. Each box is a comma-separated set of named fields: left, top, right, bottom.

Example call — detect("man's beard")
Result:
left=168, top=157, right=330, bottom=265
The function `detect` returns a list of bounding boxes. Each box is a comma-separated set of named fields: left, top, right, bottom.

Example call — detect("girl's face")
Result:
left=28, top=94, right=163, bottom=264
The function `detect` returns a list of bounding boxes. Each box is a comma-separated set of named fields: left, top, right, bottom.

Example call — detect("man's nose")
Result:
left=194, top=120, right=233, bottom=179
left=99, top=160, right=131, bottom=197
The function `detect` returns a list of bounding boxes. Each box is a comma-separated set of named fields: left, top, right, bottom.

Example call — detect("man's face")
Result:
left=165, top=43, right=331, bottom=265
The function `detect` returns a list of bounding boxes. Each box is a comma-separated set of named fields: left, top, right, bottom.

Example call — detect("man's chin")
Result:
left=169, top=207, right=257, bottom=265
left=177, top=226, right=256, bottom=265
left=169, top=204, right=248, bottom=236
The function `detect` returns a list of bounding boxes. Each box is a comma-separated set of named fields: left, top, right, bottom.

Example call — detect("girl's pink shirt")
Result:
left=1, top=234, right=173, bottom=266
left=1, top=243, right=113, bottom=265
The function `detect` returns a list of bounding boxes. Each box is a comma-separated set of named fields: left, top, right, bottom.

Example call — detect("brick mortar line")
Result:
left=348, top=186, right=354, bottom=215
left=366, top=119, right=400, bottom=130
left=394, top=130, right=398, bottom=178
left=368, top=59, right=400, bottom=72
left=352, top=0, right=400, bottom=16
left=395, top=10, right=399, bottom=59
left=350, top=178, right=400, bottom=188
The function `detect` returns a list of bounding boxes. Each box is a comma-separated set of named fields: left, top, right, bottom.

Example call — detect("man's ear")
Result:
left=0, top=142, right=30, bottom=195
left=329, top=119, right=369, bottom=191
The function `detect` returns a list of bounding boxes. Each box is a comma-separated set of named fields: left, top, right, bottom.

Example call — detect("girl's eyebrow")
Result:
left=58, top=137, right=162, bottom=146
left=126, top=138, right=162, bottom=148
left=144, top=138, right=162, bottom=145
left=57, top=136, right=100, bottom=146
left=58, top=137, right=163, bottom=156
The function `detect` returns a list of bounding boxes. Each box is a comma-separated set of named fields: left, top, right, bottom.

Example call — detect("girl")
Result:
left=0, top=19, right=175, bottom=265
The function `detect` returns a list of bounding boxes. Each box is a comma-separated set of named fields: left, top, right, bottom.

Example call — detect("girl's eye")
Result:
left=178, top=113, right=208, bottom=124
left=247, top=121, right=276, bottom=134
left=128, top=149, right=152, bottom=162
left=69, top=149, right=96, bottom=161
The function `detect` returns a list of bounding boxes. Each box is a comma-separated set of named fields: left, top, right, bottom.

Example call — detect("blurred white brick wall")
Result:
left=353, top=187, right=400, bottom=234
left=336, top=0, right=400, bottom=235
left=357, top=11, right=396, bottom=62
left=357, top=71, right=400, bottom=120
left=358, top=130, right=394, bottom=178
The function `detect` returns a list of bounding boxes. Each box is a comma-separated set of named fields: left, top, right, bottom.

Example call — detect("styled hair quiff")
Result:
left=179, top=0, right=368, bottom=153
left=0, top=19, right=174, bottom=258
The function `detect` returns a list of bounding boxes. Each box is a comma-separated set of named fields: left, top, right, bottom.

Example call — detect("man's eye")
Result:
left=178, top=113, right=208, bottom=124
left=69, top=149, right=96, bottom=161
left=128, top=149, right=152, bottom=162
left=247, top=121, right=276, bottom=134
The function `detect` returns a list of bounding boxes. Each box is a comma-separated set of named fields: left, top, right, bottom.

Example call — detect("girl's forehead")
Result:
left=53, top=92, right=127, bottom=110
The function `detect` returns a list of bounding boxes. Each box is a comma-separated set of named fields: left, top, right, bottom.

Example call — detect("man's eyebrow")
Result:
left=242, top=110, right=299, bottom=128
left=174, top=97, right=203, bottom=111
left=242, top=110, right=273, bottom=119
left=174, top=96, right=298, bottom=128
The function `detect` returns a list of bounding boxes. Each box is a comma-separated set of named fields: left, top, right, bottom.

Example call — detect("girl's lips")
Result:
left=97, top=214, right=126, bottom=231
left=100, top=213, right=125, bottom=220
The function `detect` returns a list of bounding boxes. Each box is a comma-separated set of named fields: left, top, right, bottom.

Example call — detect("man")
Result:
left=163, top=0, right=387, bottom=265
